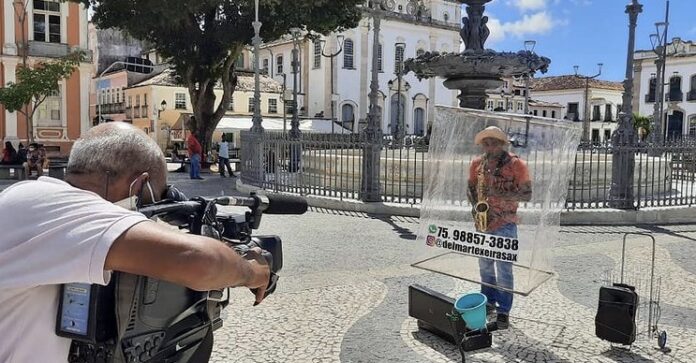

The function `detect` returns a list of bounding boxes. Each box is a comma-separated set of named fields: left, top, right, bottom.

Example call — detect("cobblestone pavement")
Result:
left=167, top=172, right=696, bottom=362
left=5, top=171, right=695, bottom=362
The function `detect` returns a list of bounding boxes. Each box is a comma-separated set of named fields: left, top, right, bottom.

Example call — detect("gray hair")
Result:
left=67, top=123, right=165, bottom=180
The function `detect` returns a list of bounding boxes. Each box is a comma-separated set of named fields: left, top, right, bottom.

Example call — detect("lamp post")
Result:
left=649, top=4, right=671, bottom=145
left=523, top=40, right=536, bottom=115
left=394, top=42, right=406, bottom=142
left=289, top=27, right=303, bottom=139
left=250, top=0, right=264, bottom=133
left=574, top=63, right=603, bottom=142
left=320, top=34, right=345, bottom=134
left=361, top=0, right=392, bottom=202
left=153, top=99, right=167, bottom=147
left=280, top=73, right=288, bottom=133
left=609, top=0, right=642, bottom=209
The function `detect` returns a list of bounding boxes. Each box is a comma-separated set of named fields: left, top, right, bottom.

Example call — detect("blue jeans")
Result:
left=479, top=223, right=516, bottom=314
left=190, top=153, right=201, bottom=178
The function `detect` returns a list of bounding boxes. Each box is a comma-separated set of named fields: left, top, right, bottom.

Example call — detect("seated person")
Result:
left=1, top=142, right=17, bottom=165
left=23, top=143, right=46, bottom=178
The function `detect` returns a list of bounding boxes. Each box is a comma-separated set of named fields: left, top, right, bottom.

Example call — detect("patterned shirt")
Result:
left=468, top=152, right=532, bottom=232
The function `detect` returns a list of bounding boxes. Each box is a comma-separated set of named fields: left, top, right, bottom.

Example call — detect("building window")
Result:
left=36, top=90, right=61, bottom=127
left=341, top=104, right=355, bottom=127
left=134, top=95, right=141, bottom=118
left=377, top=44, right=383, bottom=72
left=228, top=98, right=234, bottom=111
left=414, top=107, right=425, bottom=136
left=669, top=75, right=682, bottom=101
left=496, top=101, right=503, bottom=110
left=313, top=41, right=322, bottom=69
left=542, top=110, right=547, bottom=117
left=248, top=97, right=255, bottom=113
left=343, top=39, right=354, bottom=69
left=688, top=75, right=696, bottom=101
left=517, top=102, right=523, bottom=112
left=552, top=110, right=556, bottom=118
left=592, top=105, right=601, bottom=121
left=487, top=100, right=494, bottom=110
left=268, top=98, right=278, bottom=114
left=443, top=12, right=449, bottom=22
left=533, top=110, right=538, bottom=116
left=395, top=44, right=405, bottom=74
left=605, top=104, right=613, bottom=121
left=567, top=103, right=579, bottom=121
left=33, top=0, right=61, bottom=43
left=276, top=55, right=284, bottom=74
left=690, top=115, right=696, bottom=136
left=262, top=58, right=269, bottom=74
left=175, top=93, right=187, bottom=109
left=235, top=54, right=245, bottom=69
left=647, top=77, right=656, bottom=102
left=416, top=48, right=425, bottom=57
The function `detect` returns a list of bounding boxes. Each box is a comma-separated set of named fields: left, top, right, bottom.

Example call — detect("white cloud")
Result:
left=507, top=0, right=547, bottom=11
left=485, top=11, right=564, bottom=46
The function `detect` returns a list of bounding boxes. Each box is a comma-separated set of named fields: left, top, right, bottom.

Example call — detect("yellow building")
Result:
left=124, top=68, right=284, bottom=150
left=1, top=0, right=93, bottom=156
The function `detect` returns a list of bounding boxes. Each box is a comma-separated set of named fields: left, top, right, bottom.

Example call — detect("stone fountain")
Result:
left=404, top=0, right=551, bottom=110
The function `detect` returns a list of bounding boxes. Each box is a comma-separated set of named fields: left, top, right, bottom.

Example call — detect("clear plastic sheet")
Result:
left=414, top=106, right=582, bottom=295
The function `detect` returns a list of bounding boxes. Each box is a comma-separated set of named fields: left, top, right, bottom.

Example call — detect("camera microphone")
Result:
left=263, top=194, right=308, bottom=215
left=216, top=194, right=308, bottom=215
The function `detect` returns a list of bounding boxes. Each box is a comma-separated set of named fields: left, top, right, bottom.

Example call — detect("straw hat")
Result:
left=474, top=126, right=509, bottom=145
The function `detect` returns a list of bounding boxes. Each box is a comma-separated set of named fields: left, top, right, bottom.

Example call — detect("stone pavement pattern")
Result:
left=165, top=172, right=696, bottom=363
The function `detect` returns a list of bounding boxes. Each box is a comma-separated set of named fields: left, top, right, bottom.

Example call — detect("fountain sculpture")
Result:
left=404, top=0, right=551, bottom=110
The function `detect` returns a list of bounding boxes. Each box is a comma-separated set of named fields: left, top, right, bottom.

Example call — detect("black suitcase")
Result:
left=595, top=283, right=639, bottom=345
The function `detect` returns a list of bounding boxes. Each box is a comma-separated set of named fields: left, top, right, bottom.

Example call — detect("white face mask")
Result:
left=113, top=178, right=156, bottom=211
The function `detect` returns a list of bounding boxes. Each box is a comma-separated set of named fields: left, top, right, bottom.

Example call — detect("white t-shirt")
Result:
left=218, top=141, right=229, bottom=159
left=0, top=177, right=149, bottom=363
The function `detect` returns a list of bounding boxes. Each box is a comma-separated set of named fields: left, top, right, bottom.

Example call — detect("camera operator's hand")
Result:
left=243, top=247, right=271, bottom=305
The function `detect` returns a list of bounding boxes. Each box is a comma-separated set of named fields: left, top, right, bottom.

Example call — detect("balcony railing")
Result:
left=666, top=91, right=683, bottom=102
left=645, top=93, right=656, bottom=103
left=687, top=90, right=696, bottom=101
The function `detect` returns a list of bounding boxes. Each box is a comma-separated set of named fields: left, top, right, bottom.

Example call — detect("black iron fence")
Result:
left=240, top=131, right=696, bottom=210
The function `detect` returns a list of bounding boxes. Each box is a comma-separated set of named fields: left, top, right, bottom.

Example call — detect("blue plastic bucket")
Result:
left=454, top=292, right=488, bottom=330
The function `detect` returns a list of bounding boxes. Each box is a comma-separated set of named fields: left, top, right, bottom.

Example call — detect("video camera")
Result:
left=56, top=190, right=308, bottom=363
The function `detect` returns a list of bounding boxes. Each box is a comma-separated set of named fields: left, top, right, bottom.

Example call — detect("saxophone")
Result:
left=474, top=157, right=489, bottom=232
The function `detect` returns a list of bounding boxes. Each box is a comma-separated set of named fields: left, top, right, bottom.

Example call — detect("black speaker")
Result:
left=595, top=283, right=639, bottom=345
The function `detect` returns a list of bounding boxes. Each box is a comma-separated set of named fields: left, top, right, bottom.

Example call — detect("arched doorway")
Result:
left=666, top=110, right=684, bottom=140
left=390, top=93, right=406, bottom=136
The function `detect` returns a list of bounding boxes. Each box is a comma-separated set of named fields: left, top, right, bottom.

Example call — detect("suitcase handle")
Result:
left=620, top=232, right=656, bottom=285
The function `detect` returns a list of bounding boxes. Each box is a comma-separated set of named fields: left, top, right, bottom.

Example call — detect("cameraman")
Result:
left=0, top=123, right=270, bottom=362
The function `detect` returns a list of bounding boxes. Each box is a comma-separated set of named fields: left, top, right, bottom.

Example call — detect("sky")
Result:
left=480, top=0, right=695, bottom=81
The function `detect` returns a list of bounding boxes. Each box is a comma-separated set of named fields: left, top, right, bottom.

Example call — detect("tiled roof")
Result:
left=531, top=75, right=624, bottom=92
left=528, top=99, right=563, bottom=108
left=132, top=68, right=283, bottom=93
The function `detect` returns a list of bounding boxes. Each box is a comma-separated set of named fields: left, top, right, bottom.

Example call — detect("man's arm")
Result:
left=105, top=221, right=270, bottom=302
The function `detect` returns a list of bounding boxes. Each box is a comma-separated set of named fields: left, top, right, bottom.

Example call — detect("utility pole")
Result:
left=574, top=63, right=603, bottom=143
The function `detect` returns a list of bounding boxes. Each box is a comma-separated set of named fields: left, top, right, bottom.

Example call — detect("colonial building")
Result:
left=634, top=38, right=696, bottom=138
left=249, top=0, right=461, bottom=135
left=1, top=0, right=92, bottom=155
left=123, top=68, right=284, bottom=150
left=529, top=75, right=624, bottom=144
left=485, top=78, right=564, bottom=119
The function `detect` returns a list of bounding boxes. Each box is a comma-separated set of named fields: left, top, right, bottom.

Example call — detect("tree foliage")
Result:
left=0, top=52, right=83, bottom=142
left=633, top=113, right=651, bottom=140
left=78, top=0, right=364, bottom=149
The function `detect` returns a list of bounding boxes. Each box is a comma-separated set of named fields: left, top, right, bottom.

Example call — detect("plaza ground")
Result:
left=165, top=172, right=696, bottom=363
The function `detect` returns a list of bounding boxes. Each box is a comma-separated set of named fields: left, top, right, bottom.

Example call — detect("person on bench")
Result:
left=1, top=142, right=18, bottom=165
left=24, top=143, right=46, bottom=178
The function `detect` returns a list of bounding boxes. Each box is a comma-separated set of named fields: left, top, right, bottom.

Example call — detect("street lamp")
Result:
left=394, top=42, right=406, bottom=142
left=649, top=2, right=672, bottom=145
left=574, top=62, right=603, bottom=142
left=250, top=0, right=264, bottom=133
left=523, top=40, right=536, bottom=115
left=608, top=0, right=642, bottom=209
left=153, top=99, right=167, bottom=147
left=320, top=34, right=345, bottom=134
left=289, top=27, right=303, bottom=138
left=361, top=0, right=394, bottom=202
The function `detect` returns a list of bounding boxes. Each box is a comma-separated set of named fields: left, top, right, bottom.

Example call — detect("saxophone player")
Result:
left=467, top=126, right=532, bottom=329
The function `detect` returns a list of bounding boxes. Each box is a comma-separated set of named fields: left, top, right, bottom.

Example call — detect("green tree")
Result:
left=0, top=52, right=83, bottom=143
left=79, top=0, right=364, bottom=150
